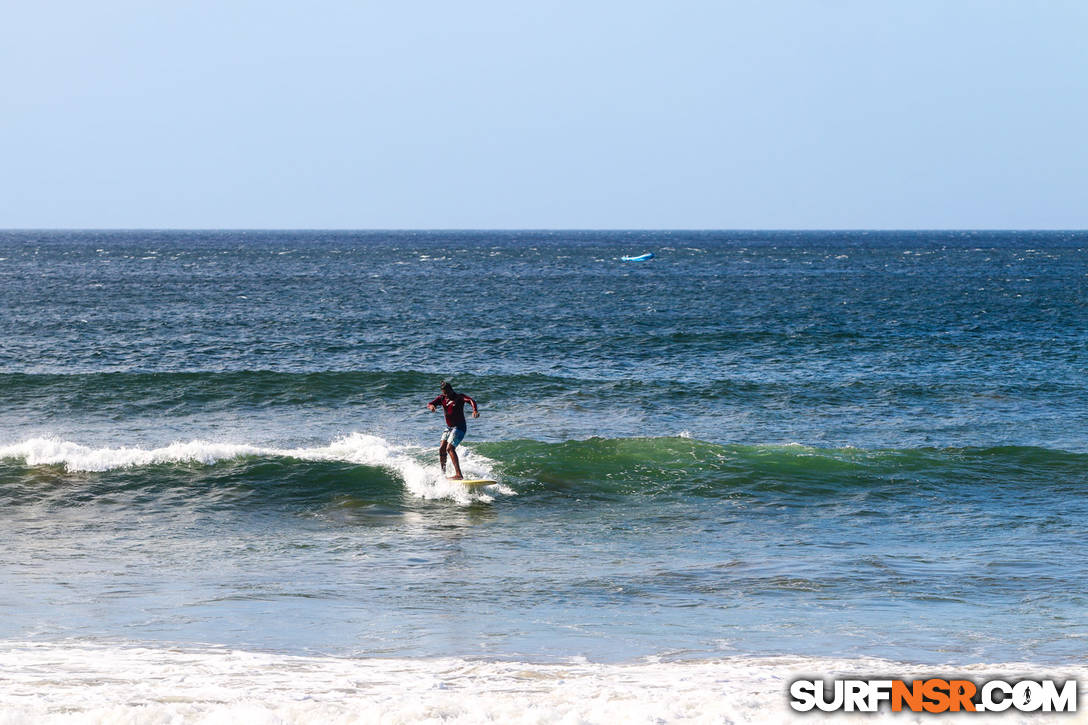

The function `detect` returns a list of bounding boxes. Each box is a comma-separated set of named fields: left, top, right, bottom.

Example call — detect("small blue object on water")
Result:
left=621, top=252, right=654, bottom=262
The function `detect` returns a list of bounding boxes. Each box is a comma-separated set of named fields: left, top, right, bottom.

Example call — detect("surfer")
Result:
left=427, top=381, right=479, bottom=480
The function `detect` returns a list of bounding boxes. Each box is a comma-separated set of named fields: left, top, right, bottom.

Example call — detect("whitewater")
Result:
left=4, top=643, right=1086, bottom=724
left=0, top=433, right=512, bottom=503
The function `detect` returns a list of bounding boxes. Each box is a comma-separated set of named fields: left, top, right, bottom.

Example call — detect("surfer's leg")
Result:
left=446, top=427, right=466, bottom=479
left=447, top=446, right=463, bottom=479
left=439, top=438, right=448, bottom=473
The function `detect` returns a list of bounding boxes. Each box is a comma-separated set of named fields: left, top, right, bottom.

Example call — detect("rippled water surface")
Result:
left=1, top=230, right=1086, bottom=665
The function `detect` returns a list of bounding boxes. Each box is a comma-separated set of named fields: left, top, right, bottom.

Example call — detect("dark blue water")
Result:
left=1, top=230, right=1086, bottom=665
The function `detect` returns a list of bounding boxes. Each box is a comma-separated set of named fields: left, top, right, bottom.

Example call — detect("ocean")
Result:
left=1, top=229, right=1086, bottom=722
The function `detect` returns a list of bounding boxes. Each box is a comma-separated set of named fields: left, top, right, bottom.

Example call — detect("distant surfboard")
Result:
left=621, top=253, right=654, bottom=262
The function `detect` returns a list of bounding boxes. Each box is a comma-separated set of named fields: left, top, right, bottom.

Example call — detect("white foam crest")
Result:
left=0, top=434, right=508, bottom=503
left=0, top=642, right=1083, bottom=724
left=307, top=433, right=505, bottom=503
left=0, top=437, right=268, bottom=472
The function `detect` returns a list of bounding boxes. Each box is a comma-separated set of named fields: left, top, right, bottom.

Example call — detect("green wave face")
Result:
left=466, top=437, right=1088, bottom=499
left=0, top=457, right=406, bottom=510
left=470, top=437, right=1084, bottom=496
left=3, top=436, right=1084, bottom=511
left=5, top=369, right=1086, bottom=457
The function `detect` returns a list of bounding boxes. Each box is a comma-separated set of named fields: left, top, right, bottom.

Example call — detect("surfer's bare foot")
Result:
left=447, top=475, right=463, bottom=480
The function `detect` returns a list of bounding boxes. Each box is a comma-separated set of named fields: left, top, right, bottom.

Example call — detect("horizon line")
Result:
left=3, top=227, right=1087, bottom=233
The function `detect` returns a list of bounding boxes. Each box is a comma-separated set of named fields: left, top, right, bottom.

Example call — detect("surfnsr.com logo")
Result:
left=789, top=678, right=1077, bottom=713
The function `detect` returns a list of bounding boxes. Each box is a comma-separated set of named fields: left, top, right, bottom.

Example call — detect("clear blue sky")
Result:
left=3, top=1, right=1086, bottom=229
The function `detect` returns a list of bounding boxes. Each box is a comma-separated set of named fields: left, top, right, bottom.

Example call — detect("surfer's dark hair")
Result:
left=440, top=380, right=454, bottom=393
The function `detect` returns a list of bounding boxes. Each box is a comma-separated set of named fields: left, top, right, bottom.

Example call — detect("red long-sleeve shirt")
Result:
left=430, top=393, right=477, bottom=428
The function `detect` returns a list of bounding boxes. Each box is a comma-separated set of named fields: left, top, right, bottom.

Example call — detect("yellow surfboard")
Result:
left=453, top=478, right=496, bottom=487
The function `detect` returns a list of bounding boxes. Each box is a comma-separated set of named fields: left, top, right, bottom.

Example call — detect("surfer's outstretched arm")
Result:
left=464, top=394, right=479, bottom=418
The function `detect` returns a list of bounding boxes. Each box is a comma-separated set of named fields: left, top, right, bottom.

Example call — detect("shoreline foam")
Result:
left=1, top=642, right=1084, bottom=724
